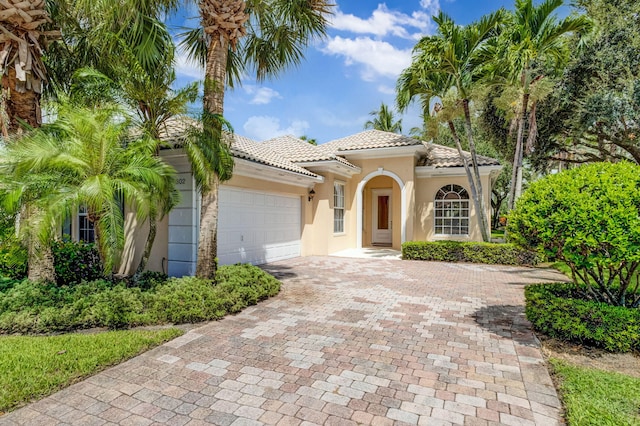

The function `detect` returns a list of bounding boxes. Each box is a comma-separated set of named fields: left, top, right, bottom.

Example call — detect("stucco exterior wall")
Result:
left=121, top=168, right=312, bottom=274
left=413, top=172, right=493, bottom=242
left=348, top=155, right=416, bottom=250
left=303, top=172, right=355, bottom=256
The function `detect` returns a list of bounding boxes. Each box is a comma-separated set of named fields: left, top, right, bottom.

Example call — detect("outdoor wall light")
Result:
left=308, top=189, right=315, bottom=202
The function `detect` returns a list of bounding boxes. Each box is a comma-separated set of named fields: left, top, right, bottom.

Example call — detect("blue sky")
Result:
left=169, top=1, right=562, bottom=144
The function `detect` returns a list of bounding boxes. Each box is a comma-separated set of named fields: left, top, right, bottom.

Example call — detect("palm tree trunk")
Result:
left=195, top=36, right=229, bottom=280
left=135, top=213, right=157, bottom=275
left=508, top=92, right=530, bottom=211
left=23, top=205, right=55, bottom=283
left=447, top=120, right=488, bottom=241
left=461, top=100, right=490, bottom=242
left=3, top=68, right=42, bottom=133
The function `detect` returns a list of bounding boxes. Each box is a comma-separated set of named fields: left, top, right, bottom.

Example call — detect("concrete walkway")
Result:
left=2, top=257, right=568, bottom=425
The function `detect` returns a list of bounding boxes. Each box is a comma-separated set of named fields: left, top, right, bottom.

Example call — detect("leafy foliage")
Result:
left=364, top=102, right=402, bottom=133
left=0, top=264, right=281, bottom=333
left=0, top=104, right=177, bottom=275
left=402, top=240, right=541, bottom=265
left=508, top=162, right=640, bottom=307
left=52, top=240, right=103, bottom=286
left=526, top=283, right=640, bottom=352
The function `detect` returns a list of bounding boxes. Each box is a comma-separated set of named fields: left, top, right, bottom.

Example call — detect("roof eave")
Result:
left=415, top=164, right=503, bottom=178
left=233, top=158, right=324, bottom=188
left=336, top=144, right=428, bottom=160
left=296, top=159, right=362, bottom=178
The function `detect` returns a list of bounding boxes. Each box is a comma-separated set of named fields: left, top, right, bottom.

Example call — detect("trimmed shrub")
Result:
left=402, top=240, right=542, bottom=265
left=508, top=162, right=640, bottom=308
left=52, top=240, right=103, bottom=286
left=525, top=283, right=640, bottom=352
left=0, top=263, right=281, bottom=333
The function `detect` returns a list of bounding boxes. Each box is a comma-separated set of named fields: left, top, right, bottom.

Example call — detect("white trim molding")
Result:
left=356, top=168, right=406, bottom=249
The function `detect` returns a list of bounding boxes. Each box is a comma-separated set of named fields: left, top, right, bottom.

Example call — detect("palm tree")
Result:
left=364, top=102, right=403, bottom=133
left=300, top=135, right=317, bottom=145
left=0, top=0, right=60, bottom=135
left=182, top=0, right=334, bottom=279
left=500, top=0, right=591, bottom=210
left=0, top=103, right=176, bottom=274
left=397, top=11, right=504, bottom=242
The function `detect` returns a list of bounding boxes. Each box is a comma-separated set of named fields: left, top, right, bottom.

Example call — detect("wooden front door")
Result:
left=372, top=189, right=392, bottom=245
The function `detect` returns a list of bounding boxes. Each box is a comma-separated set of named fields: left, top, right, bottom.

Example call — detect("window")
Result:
left=78, top=205, right=95, bottom=243
left=334, top=182, right=345, bottom=233
left=435, top=184, right=469, bottom=235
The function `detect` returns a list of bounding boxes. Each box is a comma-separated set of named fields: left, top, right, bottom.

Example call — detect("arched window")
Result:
left=435, top=184, right=469, bottom=235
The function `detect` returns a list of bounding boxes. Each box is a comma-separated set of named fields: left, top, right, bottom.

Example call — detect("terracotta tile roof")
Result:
left=418, top=143, right=501, bottom=168
left=158, top=116, right=320, bottom=178
left=322, top=130, right=424, bottom=152
left=262, top=135, right=359, bottom=169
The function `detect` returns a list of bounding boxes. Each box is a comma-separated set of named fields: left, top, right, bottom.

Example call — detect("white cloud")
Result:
left=377, top=85, right=396, bottom=95
left=330, top=2, right=440, bottom=39
left=175, top=53, right=203, bottom=80
left=243, top=116, right=309, bottom=141
left=322, top=36, right=411, bottom=81
left=243, top=86, right=282, bottom=105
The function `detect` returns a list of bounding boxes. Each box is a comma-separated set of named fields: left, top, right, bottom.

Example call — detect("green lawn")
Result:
left=550, top=359, right=640, bottom=425
left=0, top=328, right=183, bottom=414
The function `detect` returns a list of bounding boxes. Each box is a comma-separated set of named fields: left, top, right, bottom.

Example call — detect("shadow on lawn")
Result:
left=473, top=304, right=540, bottom=347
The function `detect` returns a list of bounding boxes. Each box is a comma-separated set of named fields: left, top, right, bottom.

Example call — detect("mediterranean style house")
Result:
left=70, top=117, right=502, bottom=277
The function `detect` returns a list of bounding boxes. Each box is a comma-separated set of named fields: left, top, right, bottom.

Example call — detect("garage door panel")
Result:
left=218, top=187, right=301, bottom=266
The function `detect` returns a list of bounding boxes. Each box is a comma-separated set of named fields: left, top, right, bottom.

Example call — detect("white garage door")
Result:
left=218, top=187, right=301, bottom=265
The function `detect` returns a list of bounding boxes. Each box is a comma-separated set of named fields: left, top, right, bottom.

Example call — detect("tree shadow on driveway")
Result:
left=260, top=263, right=298, bottom=280
left=473, top=304, right=541, bottom=347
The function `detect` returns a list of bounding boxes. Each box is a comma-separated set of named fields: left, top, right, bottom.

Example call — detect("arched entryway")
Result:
left=356, top=169, right=406, bottom=249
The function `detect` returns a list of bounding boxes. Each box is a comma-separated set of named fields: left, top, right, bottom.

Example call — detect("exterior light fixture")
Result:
left=308, top=189, right=315, bottom=202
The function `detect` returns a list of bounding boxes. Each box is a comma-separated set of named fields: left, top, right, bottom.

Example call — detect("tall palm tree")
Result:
left=0, top=104, right=176, bottom=274
left=182, top=0, right=334, bottom=279
left=500, top=0, right=591, bottom=209
left=364, top=102, right=403, bottom=133
left=397, top=11, right=504, bottom=242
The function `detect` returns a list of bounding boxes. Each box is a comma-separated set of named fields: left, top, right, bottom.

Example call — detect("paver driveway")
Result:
left=2, top=257, right=569, bottom=426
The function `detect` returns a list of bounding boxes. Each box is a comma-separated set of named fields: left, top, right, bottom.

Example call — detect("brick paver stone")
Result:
left=1, top=257, right=567, bottom=425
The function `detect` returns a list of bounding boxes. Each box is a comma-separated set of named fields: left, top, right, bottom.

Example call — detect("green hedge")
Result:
left=402, top=240, right=542, bottom=265
left=525, top=283, right=640, bottom=352
left=0, top=263, right=281, bottom=333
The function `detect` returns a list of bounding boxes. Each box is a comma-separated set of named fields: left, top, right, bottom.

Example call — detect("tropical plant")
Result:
left=508, top=162, right=640, bottom=308
left=397, top=11, right=504, bottom=242
left=299, top=135, right=317, bottom=145
left=495, top=0, right=591, bottom=210
left=46, top=0, right=179, bottom=99
left=0, top=103, right=176, bottom=275
left=537, top=0, right=640, bottom=166
left=364, top=102, right=402, bottom=133
left=180, top=0, right=334, bottom=279
left=0, top=0, right=60, bottom=135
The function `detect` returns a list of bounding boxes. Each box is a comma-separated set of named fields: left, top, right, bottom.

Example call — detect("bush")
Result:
left=508, top=162, right=640, bottom=308
left=0, top=263, right=281, bottom=333
left=52, top=239, right=103, bottom=286
left=402, top=240, right=542, bottom=265
left=525, top=283, right=640, bottom=352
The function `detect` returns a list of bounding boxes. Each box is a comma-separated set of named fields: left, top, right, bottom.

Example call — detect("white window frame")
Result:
left=333, top=181, right=345, bottom=234
left=434, top=184, right=470, bottom=236
left=78, top=205, right=95, bottom=243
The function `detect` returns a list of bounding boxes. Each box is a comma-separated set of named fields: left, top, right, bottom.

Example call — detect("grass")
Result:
left=550, top=359, right=640, bottom=425
left=491, top=229, right=505, bottom=239
left=0, top=328, right=183, bottom=414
